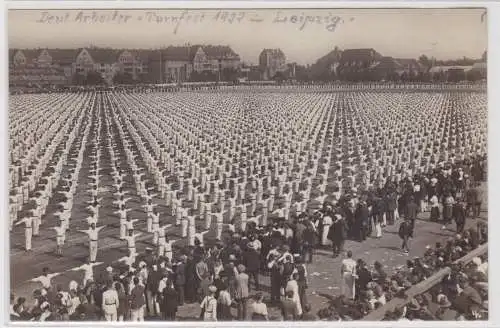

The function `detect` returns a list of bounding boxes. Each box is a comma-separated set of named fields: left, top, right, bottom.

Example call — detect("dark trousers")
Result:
left=145, top=290, right=157, bottom=316
left=175, top=284, right=185, bottom=306
left=401, top=236, right=410, bottom=252
left=332, top=239, right=345, bottom=257
left=386, top=211, right=395, bottom=225
left=218, top=303, right=232, bottom=321
left=409, top=219, right=415, bottom=237
left=302, top=243, right=313, bottom=263
left=162, top=309, right=176, bottom=320
left=357, top=223, right=367, bottom=241
left=270, top=275, right=281, bottom=303
left=466, top=203, right=481, bottom=218
left=456, top=220, right=465, bottom=233
left=362, top=223, right=369, bottom=240
left=247, top=270, right=260, bottom=291
left=236, top=297, right=248, bottom=320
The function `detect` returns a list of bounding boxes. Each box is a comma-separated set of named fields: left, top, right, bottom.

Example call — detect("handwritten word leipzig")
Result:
left=35, top=10, right=352, bottom=33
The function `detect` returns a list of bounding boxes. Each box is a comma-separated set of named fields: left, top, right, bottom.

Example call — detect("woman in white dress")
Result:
left=285, top=273, right=303, bottom=317
left=341, top=250, right=357, bottom=300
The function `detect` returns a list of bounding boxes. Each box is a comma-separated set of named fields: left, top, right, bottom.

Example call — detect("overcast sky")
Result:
left=8, top=8, right=487, bottom=65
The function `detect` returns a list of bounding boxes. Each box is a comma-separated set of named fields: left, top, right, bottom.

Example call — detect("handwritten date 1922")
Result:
left=212, top=11, right=246, bottom=24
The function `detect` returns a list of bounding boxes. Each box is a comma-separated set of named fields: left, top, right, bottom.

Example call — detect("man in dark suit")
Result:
left=355, top=200, right=370, bottom=241
left=243, top=244, right=260, bottom=292
left=129, top=277, right=146, bottom=321
left=328, top=214, right=347, bottom=258
left=405, top=196, right=419, bottom=237
left=399, top=219, right=412, bottom=254
left=453, top=201, right=467, bottom=233
left=174, top=255, right=186, bottom=305
left=146, top=264, right=162, bottom=317
left=385, top=191, right=397, bottom=226
left=161, top=280, right=178, bottom=320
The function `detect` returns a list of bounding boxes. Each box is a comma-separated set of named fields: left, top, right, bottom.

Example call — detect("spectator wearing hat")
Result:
left=235, top=264, right=249, bottom=320
left=405, top=196, right=419, bottom=236
left=243, top=242, right=260, bottom=292
left=146, top=264, right=162, bottom=317
left=267, top=252, right=282, bottom=304
left=174, top=255, right=187, bottom=306
left=302, top=218, right=316, bottom=263
left=161, top=279, right=178, bottom=320
left=328, top=213, right=348, bottom=258
left=184, top=254, right=197, bottom=303
left=354, top=200, right=370, bottom=241
left=200, top=285, right=218, bottom=321
left=129, top=277, right=146, bottom=321
left=435, top=295, right=459, bottom=320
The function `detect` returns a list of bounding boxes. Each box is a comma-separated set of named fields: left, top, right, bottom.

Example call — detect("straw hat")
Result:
left=438, top=295, right=452, bottom=308
left=472, top=257, right=482, bottom=266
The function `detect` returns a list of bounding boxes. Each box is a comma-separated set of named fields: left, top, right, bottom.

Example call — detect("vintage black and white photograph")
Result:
left=8, top=7, right=488, bottom=322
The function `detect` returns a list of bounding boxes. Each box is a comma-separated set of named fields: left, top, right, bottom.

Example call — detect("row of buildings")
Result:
left=9, top=45, right=247, bottom=87
left=311, top=47, right=487, bottom=81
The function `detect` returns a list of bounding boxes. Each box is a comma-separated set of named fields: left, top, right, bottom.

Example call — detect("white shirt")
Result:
left=158, top=278, right=168, bottom=293
left=84, top=227, right=104, bottom=240
left=125, top=234, right=140, bottom=247
left=33, top=275, right=53, bottom=289
left=323, top=215, right=333, bottom=226
left=102, top=289, right=119, bottom=308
